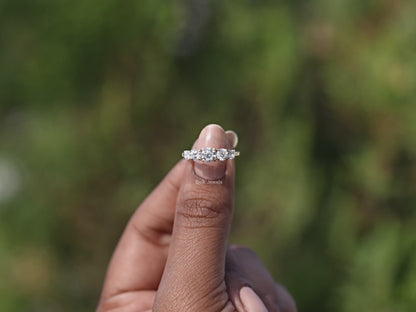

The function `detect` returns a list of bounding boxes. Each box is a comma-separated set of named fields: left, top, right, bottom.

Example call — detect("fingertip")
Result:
left=225, top=130, right=239, bottom=148
left=195, top=124, right=228, bottom=149
left=199, top=123, right=225, bottom=134
left=193, top=124, right=229, bottom=180
left=240, top=287, right=268, bottom=312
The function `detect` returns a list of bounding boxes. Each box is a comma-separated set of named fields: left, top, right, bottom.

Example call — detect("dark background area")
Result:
left=1, top=0, right=416, bottom=311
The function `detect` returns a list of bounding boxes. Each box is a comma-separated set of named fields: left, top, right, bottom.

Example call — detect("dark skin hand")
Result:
left=97, top=124, right=297, bottom=312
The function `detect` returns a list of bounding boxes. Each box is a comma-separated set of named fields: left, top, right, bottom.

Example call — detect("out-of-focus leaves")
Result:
left=1, top=0, right=415, bottom=311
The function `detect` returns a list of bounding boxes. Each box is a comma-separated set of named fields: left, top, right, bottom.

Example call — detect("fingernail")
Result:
left=193, top=124, right=229, bottom=180
left=240, top=287, right=268, bottom=312
left=225, top=130, right=239, bottom=148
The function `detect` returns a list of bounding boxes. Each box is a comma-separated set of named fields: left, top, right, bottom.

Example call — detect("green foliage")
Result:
left=1, top=0, right=415, bottom=311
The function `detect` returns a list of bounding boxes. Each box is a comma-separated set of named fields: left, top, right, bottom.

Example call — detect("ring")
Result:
left=182, top=147, right=240, bottom=162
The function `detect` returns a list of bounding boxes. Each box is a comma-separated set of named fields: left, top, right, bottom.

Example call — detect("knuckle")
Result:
left=229, top=244, right=246, bottom=251
left=181, top=197, right=220, bottom=218
left=229, top=244, right=259, bottom=259
left=229, top=244, right=254, bottom=254
left=178, top=188, right=232, bottom=225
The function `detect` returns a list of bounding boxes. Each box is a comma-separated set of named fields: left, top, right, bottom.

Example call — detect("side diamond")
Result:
left=228, top=149, right=236, bottom=159
left=216, top=148, right=228, bottom=161
left=191, top=149, right=201, bottom=161
left=182, top=150, right=192, bottom=160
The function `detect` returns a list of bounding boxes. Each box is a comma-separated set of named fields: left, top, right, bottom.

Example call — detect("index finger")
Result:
left=99, top=159, right=185, bottom=301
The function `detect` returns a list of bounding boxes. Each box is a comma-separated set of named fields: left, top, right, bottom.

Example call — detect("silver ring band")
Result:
left=182, top=147, right=240, bottom=162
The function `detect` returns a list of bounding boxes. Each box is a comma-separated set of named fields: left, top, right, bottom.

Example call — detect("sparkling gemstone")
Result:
left=201, top=147, right=217, bottom=162
left=228, top=149, right=236, bottom=159
left=182, top=150, right=192, bottom=160
left=191, top=149, right=201, bottom=161
left=216, top=148, right=228, bottom=161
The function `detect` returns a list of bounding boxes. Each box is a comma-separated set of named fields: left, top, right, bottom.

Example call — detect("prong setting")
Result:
left=182, top=148, right=240, bottom=162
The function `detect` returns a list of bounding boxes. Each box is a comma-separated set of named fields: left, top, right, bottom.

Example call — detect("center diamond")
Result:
left=201, top=147, right=217, bottom=162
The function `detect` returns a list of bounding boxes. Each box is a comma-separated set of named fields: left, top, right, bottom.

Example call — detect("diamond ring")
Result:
left=182, top=147, right=240, bottom=162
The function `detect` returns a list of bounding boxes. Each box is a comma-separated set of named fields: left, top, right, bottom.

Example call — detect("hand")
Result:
left=97, top=124, right=297, bottom=312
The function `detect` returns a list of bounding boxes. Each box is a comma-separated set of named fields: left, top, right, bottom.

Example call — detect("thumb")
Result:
left=154, top=124, right=236, bottom=311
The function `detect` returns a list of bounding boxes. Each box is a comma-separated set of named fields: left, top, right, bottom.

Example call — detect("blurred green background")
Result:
left=1, top=0, right=416, bottom=311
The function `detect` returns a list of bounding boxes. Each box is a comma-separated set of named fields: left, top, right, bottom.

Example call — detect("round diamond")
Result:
left=201, top=147, right=217, bottom=162
left=216, top=148, right=228, bottom=161
left=182, top=150, right=192, bottom=160
left=182, top=147, right=239, bottom=161
left=191, top=149, right=201, bottom=161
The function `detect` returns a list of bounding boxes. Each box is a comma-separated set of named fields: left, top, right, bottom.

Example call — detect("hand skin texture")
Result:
left=97, top=124, right=297, bottom=312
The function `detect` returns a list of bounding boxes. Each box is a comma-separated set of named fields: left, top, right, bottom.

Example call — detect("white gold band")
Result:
left=182, top=147, right=240, bottom=162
